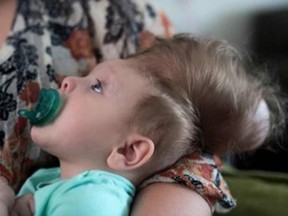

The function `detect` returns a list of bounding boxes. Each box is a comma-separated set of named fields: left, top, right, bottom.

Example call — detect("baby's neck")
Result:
left=58, top=159, right=153, bottom=187
left=59, top=160, right=107, bottom=179
left=120, top=169, right=156, bottom=187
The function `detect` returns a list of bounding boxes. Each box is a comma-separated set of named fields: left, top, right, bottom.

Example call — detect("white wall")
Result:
left=154, top=0, right=288, bottom=51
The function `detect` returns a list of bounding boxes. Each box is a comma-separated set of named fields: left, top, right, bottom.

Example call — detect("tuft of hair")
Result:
left=130, top=34, right=286, bottom=156
left=129, top=72, right=197, bottom=173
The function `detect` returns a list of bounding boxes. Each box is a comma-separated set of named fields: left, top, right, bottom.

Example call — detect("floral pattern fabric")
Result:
left=141, top=151, right=236, bottom=213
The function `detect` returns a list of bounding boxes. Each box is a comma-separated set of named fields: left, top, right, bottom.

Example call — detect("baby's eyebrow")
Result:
left=109, top=63, right=122, bottom=87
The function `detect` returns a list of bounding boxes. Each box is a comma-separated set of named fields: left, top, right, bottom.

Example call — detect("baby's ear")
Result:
left=107, top=133, right=154, bottom=171
left=138, top=31, right=158, bottom=51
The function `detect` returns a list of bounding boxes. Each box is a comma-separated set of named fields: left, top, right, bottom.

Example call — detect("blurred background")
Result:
left=154, top=0, right=288, bottom=174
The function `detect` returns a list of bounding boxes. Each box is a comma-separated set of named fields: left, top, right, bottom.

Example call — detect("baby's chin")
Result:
left=30, top=125, right=51, bottom=146
left=30, top=126, right=41, bottom=144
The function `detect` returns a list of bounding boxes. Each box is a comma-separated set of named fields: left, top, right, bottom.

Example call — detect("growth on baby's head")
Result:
left=131, top=34, right=285, bottom=158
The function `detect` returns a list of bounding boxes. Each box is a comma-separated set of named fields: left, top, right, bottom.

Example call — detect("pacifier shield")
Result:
left=18, top=88, right=64, bottom=126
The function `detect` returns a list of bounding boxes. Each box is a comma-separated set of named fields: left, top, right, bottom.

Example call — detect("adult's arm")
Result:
left=131, top=183, right=211, bottom=216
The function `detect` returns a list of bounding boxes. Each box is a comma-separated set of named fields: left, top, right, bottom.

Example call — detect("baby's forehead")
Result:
left=90, top=59, right=138, bottom=76
left=92, top=59, right=156, bottom=95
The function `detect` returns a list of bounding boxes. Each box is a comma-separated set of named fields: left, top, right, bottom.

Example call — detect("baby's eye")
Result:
left=91, top=79, right=103, bottom=93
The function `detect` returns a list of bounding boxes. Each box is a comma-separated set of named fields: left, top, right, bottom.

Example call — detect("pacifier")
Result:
left=18, top=88, right=65, bottom=126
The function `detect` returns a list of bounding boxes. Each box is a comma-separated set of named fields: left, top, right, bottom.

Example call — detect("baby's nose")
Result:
left=60, top=76, right=77, bottom=94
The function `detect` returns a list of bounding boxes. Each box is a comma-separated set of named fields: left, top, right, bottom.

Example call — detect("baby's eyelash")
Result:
left=91, top=79, right=103, bottom=93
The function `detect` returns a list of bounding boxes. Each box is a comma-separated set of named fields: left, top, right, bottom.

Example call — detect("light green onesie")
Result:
left=18, top=168, right=135, bottom=216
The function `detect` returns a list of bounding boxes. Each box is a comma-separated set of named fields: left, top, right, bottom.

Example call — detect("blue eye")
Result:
left=91, top=79, right=103, bottom=93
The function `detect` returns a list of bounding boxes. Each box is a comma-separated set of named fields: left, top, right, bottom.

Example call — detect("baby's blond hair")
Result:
left=128, top=34, right=285, bottom=173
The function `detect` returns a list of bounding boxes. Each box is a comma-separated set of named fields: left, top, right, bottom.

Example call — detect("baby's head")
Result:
left=30, top=58, right=196, bottom=184
left=133, top=33, right=284, bottom=155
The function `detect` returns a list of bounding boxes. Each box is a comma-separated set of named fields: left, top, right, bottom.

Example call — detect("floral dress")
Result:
left=0, top=0, right=235, bottom=213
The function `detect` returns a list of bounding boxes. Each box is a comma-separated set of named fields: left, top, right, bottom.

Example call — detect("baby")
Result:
left=0, top=34, right=283, bottom=216
left=14, top=58, right=196, bottom=216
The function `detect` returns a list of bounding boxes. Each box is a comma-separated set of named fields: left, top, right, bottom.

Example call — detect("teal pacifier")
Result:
left=18, top=88, right=64, bottom=126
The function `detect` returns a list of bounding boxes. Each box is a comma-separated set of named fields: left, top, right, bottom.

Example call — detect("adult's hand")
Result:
left=11, top=194, right=34, bottom=216
left=0, top=177, right=15, bottom=216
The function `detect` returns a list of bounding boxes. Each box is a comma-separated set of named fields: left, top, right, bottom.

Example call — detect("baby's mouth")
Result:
left=18, top=88, right=65, bottom=126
